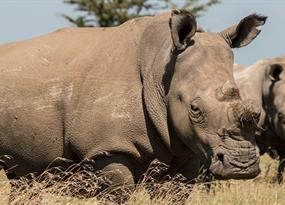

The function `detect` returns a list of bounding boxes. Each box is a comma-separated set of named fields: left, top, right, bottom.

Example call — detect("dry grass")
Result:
left=0, top=154, right=284, bottom=205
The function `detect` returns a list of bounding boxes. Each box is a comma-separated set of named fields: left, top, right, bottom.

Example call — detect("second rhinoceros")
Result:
left=234, top=56, right=285, bottom=183
left=0, top=10, right=266, bottom=189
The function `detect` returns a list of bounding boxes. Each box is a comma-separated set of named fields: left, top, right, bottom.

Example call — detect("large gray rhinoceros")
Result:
left=0, top=10, right=266, bottom=187
left=234, top=56, right=285, bottom=183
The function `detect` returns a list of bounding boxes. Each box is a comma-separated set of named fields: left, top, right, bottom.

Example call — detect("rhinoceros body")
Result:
left=234, top=56, right=285, bottom=182
left=1, top=15, right=159, bottom=179
left=0, top=10, right=266, bottom=188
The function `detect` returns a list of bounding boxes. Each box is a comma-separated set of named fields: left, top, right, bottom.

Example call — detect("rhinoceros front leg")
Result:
left=177, top=157, right=202, bottom=184
left=171, top=157, right=212, bottom=191
left=89, top=154, right=136, bottom=198
left=166, top=156, right=200, bottom=183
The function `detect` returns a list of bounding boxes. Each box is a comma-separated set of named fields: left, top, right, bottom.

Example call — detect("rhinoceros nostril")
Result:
left=216, top=153, right=225, bottom=164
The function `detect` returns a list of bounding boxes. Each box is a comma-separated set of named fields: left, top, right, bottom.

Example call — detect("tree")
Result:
left=62, top=0, right=219, bottom=27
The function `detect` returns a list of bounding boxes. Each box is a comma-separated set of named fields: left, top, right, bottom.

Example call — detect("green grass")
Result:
left=0, top=154, right=284, bottom=205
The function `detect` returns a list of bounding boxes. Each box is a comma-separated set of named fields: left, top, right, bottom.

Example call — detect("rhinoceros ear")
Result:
left=169, top=9, right=197, bottom=51
left=220, top=14, right=267, bottom=48
left=268, top=64, right=283, bottom=81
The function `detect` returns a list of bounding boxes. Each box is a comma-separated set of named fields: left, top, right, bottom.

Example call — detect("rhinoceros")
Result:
left=0, top=10, right=266, bottom=189
left=234, top=56, right=285, bottom=183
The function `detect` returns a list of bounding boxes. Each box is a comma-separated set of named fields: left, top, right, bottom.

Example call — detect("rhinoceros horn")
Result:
left=232, top=100, right=261, bottom=128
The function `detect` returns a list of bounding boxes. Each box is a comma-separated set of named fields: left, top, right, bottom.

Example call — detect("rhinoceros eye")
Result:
left=189, top=103, right=205, bottom=124
left=191, top=104, right=200, bottom=113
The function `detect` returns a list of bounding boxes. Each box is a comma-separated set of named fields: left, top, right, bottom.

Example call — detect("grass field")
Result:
left=0, top=154, right=284, bottom=205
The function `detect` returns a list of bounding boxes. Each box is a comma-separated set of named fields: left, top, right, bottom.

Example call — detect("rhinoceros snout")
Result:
left=210, top=148, right=260, bottom=179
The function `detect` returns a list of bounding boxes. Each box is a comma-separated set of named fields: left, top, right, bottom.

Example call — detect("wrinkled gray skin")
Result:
left=234, top=57, right=285, bottom=183
left=0, top=10, right=266, bottom=190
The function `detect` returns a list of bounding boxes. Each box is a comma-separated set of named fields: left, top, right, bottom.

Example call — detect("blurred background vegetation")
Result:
left=62, top=0, right=219, bottom=27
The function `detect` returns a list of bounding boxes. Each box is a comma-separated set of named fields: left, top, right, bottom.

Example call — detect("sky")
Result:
left=0, top=0, right=284, bottom=65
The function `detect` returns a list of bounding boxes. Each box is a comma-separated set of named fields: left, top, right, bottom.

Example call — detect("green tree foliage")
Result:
left=62, top=0, right=219, bottom=27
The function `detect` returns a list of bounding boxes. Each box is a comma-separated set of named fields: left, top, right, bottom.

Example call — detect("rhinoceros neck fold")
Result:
left=138, top=20, right=171, bottom=151
left=138, top=18, right=190, bottom=157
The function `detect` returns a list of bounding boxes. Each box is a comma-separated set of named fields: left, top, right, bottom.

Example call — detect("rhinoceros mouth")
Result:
left=209, top=155, right=260, bottom=179
left=208, top=139, right=260, bottom=179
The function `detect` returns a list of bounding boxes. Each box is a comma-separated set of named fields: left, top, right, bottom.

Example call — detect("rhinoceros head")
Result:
left=165, top=10, right=267, bottom=179
left=256, top=57, right=285, bottom=150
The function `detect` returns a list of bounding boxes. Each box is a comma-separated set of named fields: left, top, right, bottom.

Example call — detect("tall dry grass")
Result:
left=0, top=154, right=284, bottom=205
